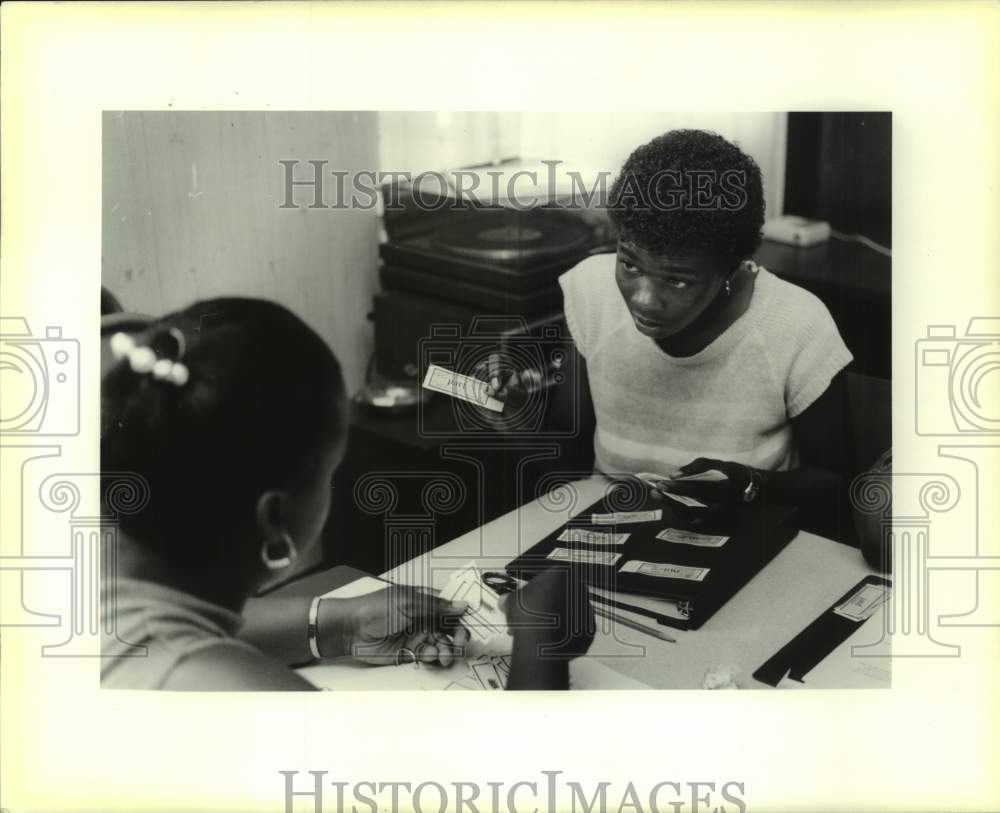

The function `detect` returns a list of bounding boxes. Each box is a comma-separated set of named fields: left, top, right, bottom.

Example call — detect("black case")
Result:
left=506, top=481, right=799, bottom=630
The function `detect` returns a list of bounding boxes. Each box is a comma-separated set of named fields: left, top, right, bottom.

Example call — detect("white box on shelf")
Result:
left=762, top=215, right=831, bottom=247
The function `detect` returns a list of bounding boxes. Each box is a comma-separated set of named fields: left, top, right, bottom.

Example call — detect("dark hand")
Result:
left=500, top=565, right=595, bottom=660
left=471, top=353, right=543, bottom=402
left=342, top=587, right=470, bottom=667
left=656, top=457, right=754, bottom=509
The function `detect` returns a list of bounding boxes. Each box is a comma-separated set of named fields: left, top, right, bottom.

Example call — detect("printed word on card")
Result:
left=557, top=528, right=629, bottom=546
left=833, top=583, right=890, bottom=622
left=590, top=509, right=663, bottom=525
left=655, top=528, right=729, bottom=548
left=620, top=560, right=710, bottom=582
left=547, top=548, right=623, bottom=566
left=422, top=364, right=504, bottom=413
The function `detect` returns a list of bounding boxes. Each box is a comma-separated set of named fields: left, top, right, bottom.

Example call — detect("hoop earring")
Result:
left=261, top=532, right=298, bottom=570
left=168, top=326, right=187, bottom=360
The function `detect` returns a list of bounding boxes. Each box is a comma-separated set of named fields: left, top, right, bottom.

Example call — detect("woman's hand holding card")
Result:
left=658, top=458, right=754, bottom=508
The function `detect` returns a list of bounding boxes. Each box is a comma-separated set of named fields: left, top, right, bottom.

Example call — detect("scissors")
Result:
left=481, top=571, right=521, bottom=595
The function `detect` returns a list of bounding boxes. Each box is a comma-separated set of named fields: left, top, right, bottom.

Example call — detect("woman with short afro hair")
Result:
left=550, top=129, right=854, bottom=539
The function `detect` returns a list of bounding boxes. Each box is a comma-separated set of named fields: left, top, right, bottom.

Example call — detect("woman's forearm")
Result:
left=506, top=634, right=571, bottom=690
left=756, top=465, right=853, bottom=542
left=756, top=465, right=843, bottom=506
left=240, top=596, right=351, bottom=666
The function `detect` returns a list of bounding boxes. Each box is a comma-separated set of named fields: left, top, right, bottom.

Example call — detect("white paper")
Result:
left=832, top=582, right=890, bottom=622
left=635, top=471, right=711, bottom=507
left=557, top=528, right=629, bottom=546
left=298, top=653, right=649, bottom=691
left=438, top=563, right=511, bottom=648
left=422, top=364, right=504, bottom=412
left=659, top=490, right=708, bottom=508
left=590, top=509, right=663, bottom=525
left=656, top=528, right=729, bottom=548
left=620, top=559, right=710, bottom=582
left=671, top=469, right=728, bottom=483
left=547, top=547, right=623, bottom=566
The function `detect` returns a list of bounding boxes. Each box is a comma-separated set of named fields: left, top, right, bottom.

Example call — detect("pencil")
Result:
left=593, top=605, right=677, bottom=643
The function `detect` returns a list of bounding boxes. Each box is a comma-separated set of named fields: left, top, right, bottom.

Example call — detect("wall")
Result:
left=377, top=111, right=520, bottom=174
left=376, top=112, right=786, bottom=218
left=517, top=112, right=787, bottom=220
left=102, top=111, right=380, bottom=390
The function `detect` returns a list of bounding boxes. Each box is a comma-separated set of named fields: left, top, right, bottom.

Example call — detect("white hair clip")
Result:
left=110, top=329, right=189, bottom=387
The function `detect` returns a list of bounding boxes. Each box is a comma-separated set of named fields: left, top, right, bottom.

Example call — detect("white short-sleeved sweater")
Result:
left=559, top=253, right=853, bottom=476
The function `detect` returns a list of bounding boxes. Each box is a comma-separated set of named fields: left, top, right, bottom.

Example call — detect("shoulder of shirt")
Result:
left=558, top=252, right=619, bottom=315
left=558, top=252, right=625, bottom=353
left=755, top=269, right=838, bottom=334
left=559, top=251, right=616, bottom=289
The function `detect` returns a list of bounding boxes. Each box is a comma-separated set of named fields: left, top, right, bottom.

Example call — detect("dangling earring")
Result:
left=724, top=278, right=732, bottom=296
left=261, top=532, right=298, bottom=570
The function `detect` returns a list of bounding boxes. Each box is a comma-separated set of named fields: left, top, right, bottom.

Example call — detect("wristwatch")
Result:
left=741, top=466, right=760, bottom=503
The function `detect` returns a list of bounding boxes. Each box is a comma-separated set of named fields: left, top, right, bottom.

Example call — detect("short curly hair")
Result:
left=607, top=129, right=765, bottom=265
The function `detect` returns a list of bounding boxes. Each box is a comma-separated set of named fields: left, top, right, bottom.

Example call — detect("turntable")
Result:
left=373, top=161, right=614, bottom=380
left=379, top=206, right=601, bottom=296
left=432, top=207, right=593, bottom=265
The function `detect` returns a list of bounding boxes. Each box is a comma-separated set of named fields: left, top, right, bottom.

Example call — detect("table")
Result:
left=380, top=476, right=877, bottom=689
left=282, top=476, right=878, bottom=689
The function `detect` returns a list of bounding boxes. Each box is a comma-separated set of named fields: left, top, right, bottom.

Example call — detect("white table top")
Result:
left=383, top=476, right=877, bottom=689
